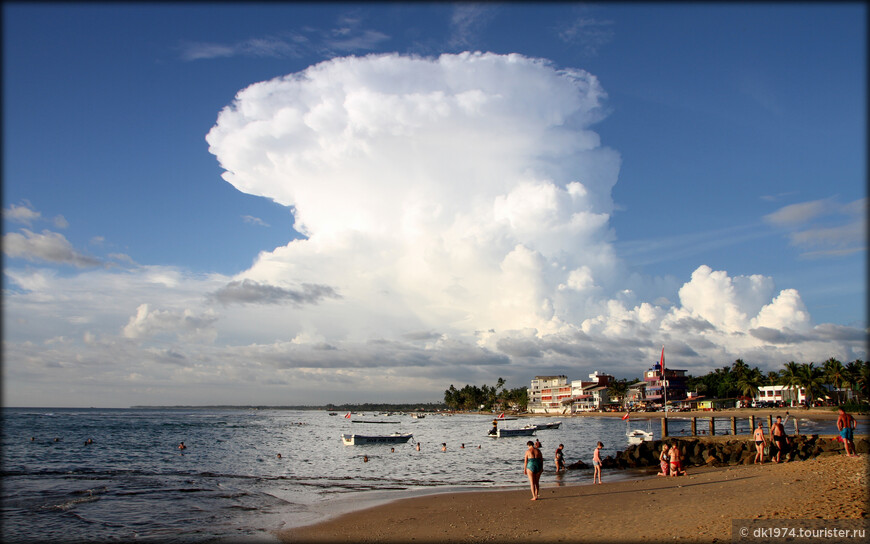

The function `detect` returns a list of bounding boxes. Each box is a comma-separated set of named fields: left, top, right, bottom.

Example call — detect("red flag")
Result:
left=498, top=413, right=505, bottom=419
left=345, top=412, right=351, bottom=419
left=660, top=346, right=665, bottom=376
left=622, top=413, right=630, bottom=420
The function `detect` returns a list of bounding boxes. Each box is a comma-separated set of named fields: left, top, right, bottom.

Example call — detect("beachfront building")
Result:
left=643, top=361, right=688, bottom=407
left=527, top=376, right=571, bottom=414
left=625, top=381, right=647, bottom=409
left=754, top=384, right=853, bottom=407
left=565, top=371, right=614, bottom=412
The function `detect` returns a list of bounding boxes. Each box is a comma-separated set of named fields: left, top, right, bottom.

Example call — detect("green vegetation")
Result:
left=443, top=377, right=529, bottom=411
left=686, top=357, right=868, bottom=405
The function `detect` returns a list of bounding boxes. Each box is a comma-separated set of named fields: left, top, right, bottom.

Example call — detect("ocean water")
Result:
left=0, top=408, right=834, bottom=543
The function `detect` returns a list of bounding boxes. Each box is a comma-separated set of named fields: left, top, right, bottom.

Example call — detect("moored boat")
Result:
left=489, top=427, right=537, bottom=438
left=351, top=420, right=400, bottom=424
left=341, top=433, right=413, bottom=445
left=523, top=421, right=562, bottom=430
left=627, top=429, right=654, bottom=445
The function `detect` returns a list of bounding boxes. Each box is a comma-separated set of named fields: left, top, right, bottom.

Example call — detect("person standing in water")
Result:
left=554, top=444, right=565, bottom=472
left=523, top=440, right=543, bottom=500
left=592, top=442, right=603, bottom=484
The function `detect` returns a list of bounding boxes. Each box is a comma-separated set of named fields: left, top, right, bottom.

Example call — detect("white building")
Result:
left=527, top=376, right=571, bottom=414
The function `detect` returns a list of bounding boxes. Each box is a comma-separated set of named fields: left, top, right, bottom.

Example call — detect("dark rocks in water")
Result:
left=608, top=434, right=857, bottom=472
left=567, top=459, right=588, bottom=470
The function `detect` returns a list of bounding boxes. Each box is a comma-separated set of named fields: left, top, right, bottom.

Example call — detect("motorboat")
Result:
left=627, top=429, right=654, bottom=445
left=351, top=420, right=400, bottom=424
left=411, top=413, right=426, bottom=419
left=626, top=418, right=654, bottom=445
left=341, top=433, right=413, bottom=445
left=523, top=421, right=562, bottom=430
left=488, top=427, right=537, bottom=438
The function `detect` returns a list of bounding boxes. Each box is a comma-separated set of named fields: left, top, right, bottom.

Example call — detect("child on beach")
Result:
left=657, top=444, right=670, bottom=476
left=554, top=444, right=565, bottom=472
left=592, top=442, right=603, bottom=484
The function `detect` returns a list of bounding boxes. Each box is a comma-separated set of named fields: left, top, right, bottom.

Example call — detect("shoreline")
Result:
left=279, top=453, right=868, bottom=543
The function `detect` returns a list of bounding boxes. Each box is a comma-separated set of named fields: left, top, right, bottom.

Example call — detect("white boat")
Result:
left=412, top=413, right=426, bottom=419
left=351, top=420, right=400, bottom=424
left=627, top=429, right=654, bottom=445
left=489, top=427, right=537, bottom=438
left=341, top=433, right=413, bottom=445
left=626, top=418, right=654, bottom=445
left=524, top=421, right=562, bottom=430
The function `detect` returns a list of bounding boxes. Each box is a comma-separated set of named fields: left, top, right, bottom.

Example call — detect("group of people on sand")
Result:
left=523, top=439, right=604, bottom=500
left=657, top=443, right=686, bottom=476
left=751, top=415, right=790, bottom=464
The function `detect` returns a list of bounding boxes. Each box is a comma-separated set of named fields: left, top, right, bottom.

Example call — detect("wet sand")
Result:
left=279, top=452, right=867, bottom=543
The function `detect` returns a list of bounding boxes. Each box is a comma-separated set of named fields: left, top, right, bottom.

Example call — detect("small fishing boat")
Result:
left=351, top=420, right=400, bottom=424
left=494, top=413, right=517, bottom=421
left=411, top=413, right=426, bottom=419
left=488, top=427, right=537, bottom=438
left=626, top=417, right=654, bottom=445
left=341, top=433, right=413, bottom=445
left=523, top=421, right=562, bottom=430
left=328, top=412, right=338, bottom=416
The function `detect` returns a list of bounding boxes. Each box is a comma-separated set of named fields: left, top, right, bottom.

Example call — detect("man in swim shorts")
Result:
left=837, top=407, right=857, bottom=457
left=769, top=415, right=788, bottom=463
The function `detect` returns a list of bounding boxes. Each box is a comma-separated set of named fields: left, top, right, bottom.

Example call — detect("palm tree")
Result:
left=822, top=358, right=846, bottom=405
left=731, top=359, right=750, bottom=381
left=852, top=360, right=870, bottom=402
left=607, top=379, right=630, bottom=409
left=844, top=360, right=863, bottom=402
left=780, top=361, right=802, bottom=406
left=796, top=362, right=826, bottom=407
left=737, top=367, right=763, bottom=399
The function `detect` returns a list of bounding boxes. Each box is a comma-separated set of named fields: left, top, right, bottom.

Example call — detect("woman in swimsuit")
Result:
left=523, top=440, right=544, bottom=500
left=753, top=422, right=766, bottom=464
left=669, top=444, right=684, bottom=476
left=657, top=444, right=670, bottom=476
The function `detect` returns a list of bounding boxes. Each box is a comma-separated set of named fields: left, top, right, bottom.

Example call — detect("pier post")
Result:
left=661, top=417, right=669, bottom=438
left=690, top=417, right=697, bottom=436
left=767, top=415, right=773, bottom=431
left=709, top=417, right=715, bottom=436
left=750, top=415, right=756, bottom=432
left=794, top=418, right=799, bottom=435
left=730, top=417, right=737, bottom=435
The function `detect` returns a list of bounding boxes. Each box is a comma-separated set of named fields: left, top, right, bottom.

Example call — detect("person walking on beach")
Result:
left=657, top=444, right=670, bottom=476
left=753, top=422, right=766, bottom=464
left=554, top=444, right=565, bottom=472
left=523, top=440, right=544, bottom=500
left=769, top=416, right=788, bottom=463
left=592, top=442, right=603, bottom=484
left=836, top=407, right=857, bottom=457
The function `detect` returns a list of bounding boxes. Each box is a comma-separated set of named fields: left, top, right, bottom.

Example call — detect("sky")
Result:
left=2, top=3, right=866, bottom=408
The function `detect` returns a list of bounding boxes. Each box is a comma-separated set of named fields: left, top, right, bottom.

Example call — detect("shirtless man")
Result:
left=769, top=415, right=788, bottom=463
left=836, top=407, right=857, bottom=457
left=753, top=422, right=766, bottom=464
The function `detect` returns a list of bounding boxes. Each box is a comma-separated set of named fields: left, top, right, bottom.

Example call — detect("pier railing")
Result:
left=661, top=415, right=799, bottom=438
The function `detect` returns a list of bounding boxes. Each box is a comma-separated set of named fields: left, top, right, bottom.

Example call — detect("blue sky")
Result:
left=3, top=3, right=866, bottom=407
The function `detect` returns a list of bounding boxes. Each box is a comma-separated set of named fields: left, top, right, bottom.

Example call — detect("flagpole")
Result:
left=661, top=345, right=667, bottom=421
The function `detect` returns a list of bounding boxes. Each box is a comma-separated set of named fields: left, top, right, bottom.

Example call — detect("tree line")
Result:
left=443, top=377, right=530, bottom=411
left=606, top=357, right=869, bottom=407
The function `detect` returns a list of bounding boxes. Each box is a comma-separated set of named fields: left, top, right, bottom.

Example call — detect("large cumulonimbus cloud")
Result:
left=207, top=52, right=621, bottom=338
left=205, top=52, right=864, bottom=374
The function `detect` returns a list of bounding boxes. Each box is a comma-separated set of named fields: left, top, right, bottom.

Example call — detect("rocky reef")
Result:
left=599, top=434, right=869, bottom=470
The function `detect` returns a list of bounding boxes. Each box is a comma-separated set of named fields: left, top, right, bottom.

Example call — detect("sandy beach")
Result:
left=280, top=450, right=867, bottom=543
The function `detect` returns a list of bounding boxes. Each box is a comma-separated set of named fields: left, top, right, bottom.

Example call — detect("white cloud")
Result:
left=3, top=229, right=103, bottom=268
left=2, top=202, right=41, bottom=225
left=764, top=197, right=866, bottom=258
left=2, top=53, right=865, bottom=407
